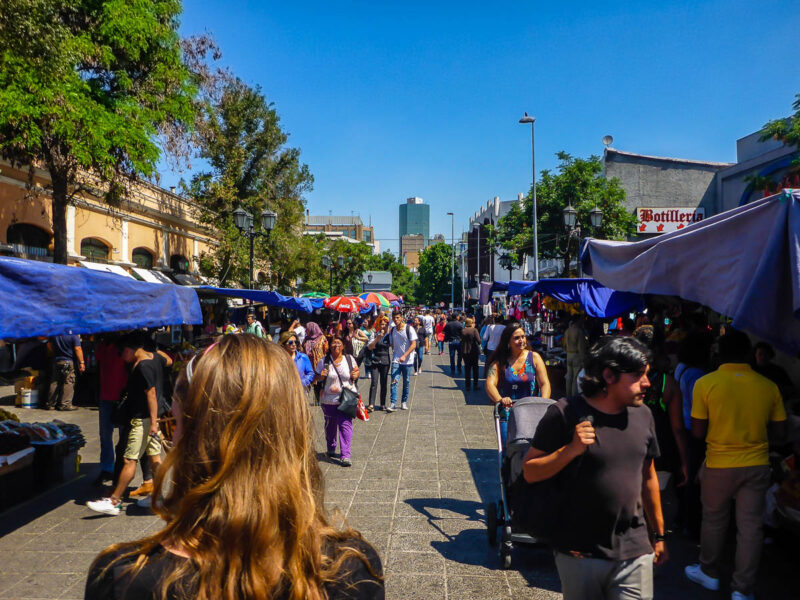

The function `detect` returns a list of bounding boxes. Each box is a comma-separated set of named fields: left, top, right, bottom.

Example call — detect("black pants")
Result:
left=368, top=363, right=389, bottom=407
left=464, top=357, right=480, bottom=388
left=448, top=342, right=462, bottom=373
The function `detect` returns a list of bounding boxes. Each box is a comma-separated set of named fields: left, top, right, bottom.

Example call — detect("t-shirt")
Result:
left=85, top=537, right=384, bottom=600
left=484, top=324, right=505, bottom=351
left=389, top=324, right=418, bottom=365
left=125, top=357, right=162, bottom=419
left=443, top=320, right=464, bottom=343
left=422, top=314, right=435, bottom=336
left=674, top=363, right=706, bottom=430
left=531, top=395, right=660, bottom=561
left=315, top=355, right=357, bottom=405
left=95, top=342, right=128, bottom=403
left=692, top=363, right=787, bottom=468
left=51, top=334, right=80, bottom=363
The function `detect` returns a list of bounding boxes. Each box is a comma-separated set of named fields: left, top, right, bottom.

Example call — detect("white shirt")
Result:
left=389, top=323, right=418, bottom=365
left=315, top=356, right=357, bottom=405
left=422, top=314, right=435, bottom=336
left=485, top=324, right=506, bottom=352
left=294, top=325, right=306, bottom=345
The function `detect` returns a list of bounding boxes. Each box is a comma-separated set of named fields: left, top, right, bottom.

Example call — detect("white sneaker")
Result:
left=136, top=495, right=152, bottom=508
left=87, top=497, right=122, bottom=516
left=684, top=564, right=720, bottom=591
left=386, top=404, right=396, bottom=412
left=401, top=402, right=408, bottom=410
left=731, top=592, right=754, bottom=600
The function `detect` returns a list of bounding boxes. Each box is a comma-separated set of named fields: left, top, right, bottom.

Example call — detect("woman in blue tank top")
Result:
left=486, top=322, right=551, bottom=445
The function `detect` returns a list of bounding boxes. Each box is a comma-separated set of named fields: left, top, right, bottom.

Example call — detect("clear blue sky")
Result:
left=172, top=0, right=800, bottom=254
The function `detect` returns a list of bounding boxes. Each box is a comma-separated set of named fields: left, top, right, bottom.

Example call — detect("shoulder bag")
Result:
left=332, top=355, right=360, bottom=418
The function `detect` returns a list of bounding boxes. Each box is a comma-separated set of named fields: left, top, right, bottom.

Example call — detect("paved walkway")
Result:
left=0, top=351, right=796, bottom=599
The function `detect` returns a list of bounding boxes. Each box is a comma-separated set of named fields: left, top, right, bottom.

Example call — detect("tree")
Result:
left=496, top=152, right=637, bottom=276
left=761, top=93, right=800, bottom=149
left=756, top=94, right=800, bottom=192
left=364, top=250, right=418, bottom=304
left=189, top=78, right=313, bottom=290
left=0, top=0, right=197, bottom=263
left=417, top=242, right=460, bottom=307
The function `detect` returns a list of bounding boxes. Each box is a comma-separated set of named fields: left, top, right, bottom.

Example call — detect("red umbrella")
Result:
left=379, top=291, right=402, bottom=303
left=323, top=296, right=361, bottom=313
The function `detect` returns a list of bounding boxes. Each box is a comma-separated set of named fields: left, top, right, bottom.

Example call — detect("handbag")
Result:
left=330, top=355, right=360, bottom=418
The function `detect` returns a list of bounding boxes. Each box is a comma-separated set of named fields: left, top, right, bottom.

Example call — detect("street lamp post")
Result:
left=460, top=242, right=466, bottom=310
left=562, top=203, right=603, bottom=276
left=519, top=113, right=538, bottom=281
left=447, top=212, right=454, bottom=309
left=499, top=254, right=514, bottom=281
left=233, top=207, right=277, bottom=290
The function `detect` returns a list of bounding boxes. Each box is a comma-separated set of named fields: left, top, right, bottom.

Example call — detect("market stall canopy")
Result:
left=0, top=256, right=202, bottom=339
left=378, top=292, right=402, bottom=303
left=196, top=286, right=313, bottom=313
left=79, top=261, right=135, bottom=279
left=581, top=190, right=800, bottom=354
left=359, top=292, right=391, bottom=308
left=300, top=291, right=329, bottom=299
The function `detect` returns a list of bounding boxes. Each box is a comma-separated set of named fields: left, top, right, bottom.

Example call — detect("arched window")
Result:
left=6, top=223, right=51, bottom=258
left=132, top=247, right=154, bottom=269
left=80, top=238, right=110, bottom=263
left=170, top=254, right=190, bottom=273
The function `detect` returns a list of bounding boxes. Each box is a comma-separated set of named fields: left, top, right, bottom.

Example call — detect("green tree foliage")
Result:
left=188, top=78, right=313, bottom=290
left=0, top=0, right=197, bottom=263
left=365, top=250, right=417, bottom=304
left=496, top=152, right=636, bottom=276
left=757, top=94, right=800, bottom=190
left=296, top=237, right=374, bottom=296
left=417, top=242, right=460, bottom=307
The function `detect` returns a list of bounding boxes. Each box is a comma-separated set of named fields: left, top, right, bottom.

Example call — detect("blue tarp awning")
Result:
left=493, top=278, right=643, bottom=319
left=0, top=256, right=202, bottom=339
left=196, top=286, right=313, bottom=313
left=581, top=190, right=800, bottom=355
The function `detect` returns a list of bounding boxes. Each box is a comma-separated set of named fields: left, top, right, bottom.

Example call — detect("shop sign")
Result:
left=636, top=207, right=705, bottom=233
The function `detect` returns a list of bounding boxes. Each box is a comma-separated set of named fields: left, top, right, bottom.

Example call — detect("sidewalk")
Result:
left=0, top=352, right=796, bottom=599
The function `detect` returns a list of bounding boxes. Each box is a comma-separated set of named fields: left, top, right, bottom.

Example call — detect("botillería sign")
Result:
left=636, top=207, right=705, bottom=233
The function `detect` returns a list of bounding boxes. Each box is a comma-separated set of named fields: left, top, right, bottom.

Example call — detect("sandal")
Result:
left=367, top=405, right=375, bottom=412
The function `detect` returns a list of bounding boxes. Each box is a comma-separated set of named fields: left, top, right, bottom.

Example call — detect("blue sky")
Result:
left=173, top=0, right=800, bottom=254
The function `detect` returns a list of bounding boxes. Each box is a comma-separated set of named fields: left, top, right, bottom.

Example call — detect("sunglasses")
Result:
left=284, top=340, right=297, bottom=346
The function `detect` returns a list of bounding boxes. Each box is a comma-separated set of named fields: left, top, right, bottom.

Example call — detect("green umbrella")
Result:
left=301, top=291, right=329, bottom=298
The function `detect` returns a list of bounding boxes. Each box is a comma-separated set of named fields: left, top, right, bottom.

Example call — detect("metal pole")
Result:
left=461, top=244, right=465, bottom=310
left=450, top=214, right=455, bottom=309
left=531, top=122, right=538, bottom=282
left=249, top=234, right=254, bottom=290
left=329, top=268, right=333, bottom=296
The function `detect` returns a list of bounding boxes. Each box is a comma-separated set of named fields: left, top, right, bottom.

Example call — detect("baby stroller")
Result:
left=486, top=396, right=555, bottom=569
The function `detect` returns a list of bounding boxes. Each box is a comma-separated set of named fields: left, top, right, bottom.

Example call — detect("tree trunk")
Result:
left=50, top=173, right=70, bottom=265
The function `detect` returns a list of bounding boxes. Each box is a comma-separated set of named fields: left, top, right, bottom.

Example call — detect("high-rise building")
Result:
left=399, top=197, right=430, bottom=246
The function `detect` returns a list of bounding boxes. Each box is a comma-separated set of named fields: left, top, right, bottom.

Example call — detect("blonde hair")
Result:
left=93, top=335, right=375, bottom=599
left=465, top=318, right=474, bottom=327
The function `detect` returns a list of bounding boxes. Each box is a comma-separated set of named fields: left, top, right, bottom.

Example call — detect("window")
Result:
left=170, top=254, right=190, bottom=273
left=363, top=230, right=372, bottom=243
left=80, top=238, right=110, bottom=263
left=6, top=224, right=51, bottom=259
left=132, top=248, right=154, bottom=269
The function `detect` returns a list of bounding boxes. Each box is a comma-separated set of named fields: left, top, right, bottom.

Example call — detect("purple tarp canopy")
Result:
left=581, top=190, right=800, bottom=355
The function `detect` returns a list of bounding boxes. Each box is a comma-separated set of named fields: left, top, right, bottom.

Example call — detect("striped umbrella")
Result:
left=378, top=291, right=402, bottom=303
left=359, top=292, right=391, bottom=308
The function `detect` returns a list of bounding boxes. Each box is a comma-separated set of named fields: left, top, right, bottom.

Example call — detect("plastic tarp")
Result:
left=581, top=190, right=800, bottom=355
left=495, top=278, right=643, bottom=318
left=0, top=256, right=202, bottom=339
left=79, top=261, right=136, bottom=279
left=196, top=286, right=313, bottom=313
left=132, top=268, right=174, bottom=284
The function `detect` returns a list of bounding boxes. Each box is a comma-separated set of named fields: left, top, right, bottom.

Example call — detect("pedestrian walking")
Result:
left=303, top=322, right=328, bottom=405
left=93, top=335, right=128, bottom=486
left=523, top=336, right=667, bottom=600
left=280, top=331, right=315, bottom=401
left=366, top=316, right=391, bottom=411
left=486, top=322, right=550, bottom=444
left=563, top=315, right=587, bottom=397
left=443, top=314, right=464, bottom=376
left=435, top=317, right=446, bottom=354
left=388, top=311, right=417, bottom=411
left=314, top=336, right=360, bottom=467
left=244, top=311, right=266, bottom=338
left=45, top=333, right=85, bottom=410
left=460, top=317, right=482, bottom=391
left=685, top=329, right=787, bottom=600
left=412, top=316, right=427, bottom=375
left=85, top=334, right=384, bottom=600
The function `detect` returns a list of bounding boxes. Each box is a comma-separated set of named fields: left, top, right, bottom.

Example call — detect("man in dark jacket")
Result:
left=443, top=315, right=464, bottom=376
left=460, top=318, right=482, bottom=391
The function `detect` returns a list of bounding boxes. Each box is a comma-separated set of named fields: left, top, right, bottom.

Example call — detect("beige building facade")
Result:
left=0, top=160, right=218, bottom=281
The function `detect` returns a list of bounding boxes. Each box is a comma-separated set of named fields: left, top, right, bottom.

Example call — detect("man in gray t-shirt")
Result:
left=387, top=312, right=417, bottom=412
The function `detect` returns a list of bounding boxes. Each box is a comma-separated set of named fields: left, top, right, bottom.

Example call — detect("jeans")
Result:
left=322, top=403, right=353, bottom=459
left=98, top=401, right=116, bottom=473
left=464, top=357, right=479, bottom=389
left=700, top=464, right=771, bottom=595
left=555, top=551, right=654, bottom=600
left=390, top=363, right=412, bottom=405
left=448, top=342, right=462, bottom=373
left=437, top=340, right=444, bottom=353
left=368, top=363, right=389, bottom=407
left=414, top=345, right=424, bottom=372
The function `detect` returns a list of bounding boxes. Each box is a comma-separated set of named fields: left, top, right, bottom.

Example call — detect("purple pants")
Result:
left=322, top=403, right=353, bottom=459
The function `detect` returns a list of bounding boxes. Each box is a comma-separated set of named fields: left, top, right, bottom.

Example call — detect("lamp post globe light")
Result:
left=519, top=112, right=538, bottom=282
left=499, top=254, right=513, bottom=281
left=233, top=206, right=277, bottom=290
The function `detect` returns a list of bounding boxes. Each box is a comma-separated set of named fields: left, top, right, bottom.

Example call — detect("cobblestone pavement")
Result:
left=0, top=351, right=796, bottom=599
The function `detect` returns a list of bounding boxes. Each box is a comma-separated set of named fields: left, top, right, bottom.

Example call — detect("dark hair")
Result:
left=718, top=329, right=751, bottom=363
left=120, top=331, right=149, bottom=351
left=677, top=331, right=713, bottom=369
left=580, top=336, right=651, bottom=397
left=633, top=325, right=654, bottom=348
left=753, top=341, right=775, bottom=361
left=488, top=322, right=525, bottom=369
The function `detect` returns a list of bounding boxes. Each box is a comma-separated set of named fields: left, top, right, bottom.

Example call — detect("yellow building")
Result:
left=0, top=160, right=218, bottom=282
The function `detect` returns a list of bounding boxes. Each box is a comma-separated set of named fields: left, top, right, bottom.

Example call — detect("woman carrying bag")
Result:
left=366, top=316, right=391, bottom=411
left=314, top=336, right=360, bottom=467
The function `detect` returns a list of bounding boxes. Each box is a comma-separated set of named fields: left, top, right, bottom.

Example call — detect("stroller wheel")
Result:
left=486, top=502, right=498, bottom=546
left=501, top=525, right=513, bottom=570
left=498, top=499, right=505, bottom=525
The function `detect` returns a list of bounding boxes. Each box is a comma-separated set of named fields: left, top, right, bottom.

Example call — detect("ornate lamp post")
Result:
left=562, top=203, right=603, bottom=276
left=233, top=207, right=277, bottom=289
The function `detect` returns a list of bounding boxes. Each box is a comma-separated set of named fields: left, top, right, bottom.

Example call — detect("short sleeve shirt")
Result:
left=315, top=356, right=357, bottom=405
left=531, top=395, right=660, bottom=560
left=126, top=357, right=162, bottom=419
left=389, top=325, right=418, bottom=365
left=51, top=334, right=80, bottom=362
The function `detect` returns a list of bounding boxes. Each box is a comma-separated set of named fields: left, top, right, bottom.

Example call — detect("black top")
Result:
left=443, top=320, right=464, bottom=343
left=125, top=357, right=163, bottom=419
left=531, top=395, right=660, bottom=561
left=460, top=327, right=481, bottom=358
left=414, top=325, right=427, bottom=343
left=369, top=334, right=391, bottom=366
left=85, top=537, right=384, bottom=600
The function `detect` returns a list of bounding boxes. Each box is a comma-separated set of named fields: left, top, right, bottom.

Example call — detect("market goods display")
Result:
left=0, top=408, right=19, bottom=422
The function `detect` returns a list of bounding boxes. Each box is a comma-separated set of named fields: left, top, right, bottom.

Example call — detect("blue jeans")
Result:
left=449, top=342, right=462, bottom=373
left=414, top=345, right=424, bottom=372
left=390, top=363, right=412, bottom=405
left=98, top=401, right=116, bottom=472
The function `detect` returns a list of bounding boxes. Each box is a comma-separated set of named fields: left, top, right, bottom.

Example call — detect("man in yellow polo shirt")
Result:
left=684, top=330, right=786, bottom=600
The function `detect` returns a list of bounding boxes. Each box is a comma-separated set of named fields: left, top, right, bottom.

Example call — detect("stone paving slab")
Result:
left=1, top=352, right=797, bottom=599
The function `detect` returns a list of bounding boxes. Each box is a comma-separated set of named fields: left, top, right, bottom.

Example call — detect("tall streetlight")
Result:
left=446, top=212, right=455, bottom=309
left=233, top=207, right=277, bottom=289
left=519, top=112, right=538, bottom=281
left=460, top=242, right=466, bottom=310
left=562, top=202, right=603, bottom=276
left=321, top=254, right=345, bottom=295
left=498, top=254, right=514, bottom=281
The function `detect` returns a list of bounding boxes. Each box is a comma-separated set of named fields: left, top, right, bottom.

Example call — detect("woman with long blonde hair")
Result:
left=85, top=334, right=383, bottom=600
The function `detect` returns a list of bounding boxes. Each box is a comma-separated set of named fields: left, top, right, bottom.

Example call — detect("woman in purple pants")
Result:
left=314, top=336, right=360, bottom=467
